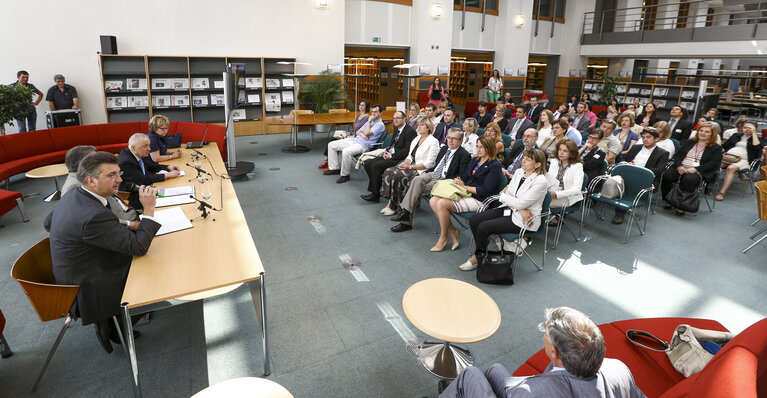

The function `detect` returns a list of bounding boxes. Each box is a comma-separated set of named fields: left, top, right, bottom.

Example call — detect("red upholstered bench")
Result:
left=513, top=317, right=767, bottom=398
left=0, top=189, right=28, bottom=222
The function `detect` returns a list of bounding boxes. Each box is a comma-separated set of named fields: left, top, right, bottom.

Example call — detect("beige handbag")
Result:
left=627, top=324, right=734, bottom=377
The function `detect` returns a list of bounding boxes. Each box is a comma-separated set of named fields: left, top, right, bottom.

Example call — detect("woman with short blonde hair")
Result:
left=147, top=115, right=182, bottom=162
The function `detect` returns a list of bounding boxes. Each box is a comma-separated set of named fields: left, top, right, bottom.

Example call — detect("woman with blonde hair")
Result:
left=147, top=115, right=182, bottom=162
left=653, top=121, right=676, bottom=158
left=461, top=117, right=479, bottom=156
left=483, top=122, right=506, bottom=162
left=614, top=112, right=639, bottom=156
left=535, top=109, right=554, bottom=146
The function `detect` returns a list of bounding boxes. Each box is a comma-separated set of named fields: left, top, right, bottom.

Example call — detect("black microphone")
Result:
left=192, top=149, right=207, bottom=158
left=186, top=163, right=211, bottom=176
left=125, top=182, right=140, bottom=192
left=189, top=195, right=216, bottom=210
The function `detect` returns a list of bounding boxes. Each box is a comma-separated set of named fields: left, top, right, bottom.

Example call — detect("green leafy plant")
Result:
left=299, top=70, right=350, bottom=113
left=0, top=84, right=34, bottom=128
left=595, top=74, right=619, bottom=106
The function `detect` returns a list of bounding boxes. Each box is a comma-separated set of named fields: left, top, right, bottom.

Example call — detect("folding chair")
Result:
left=587, top=164, right=654, bottom=244
left=491, top=191, right=552, bottom=273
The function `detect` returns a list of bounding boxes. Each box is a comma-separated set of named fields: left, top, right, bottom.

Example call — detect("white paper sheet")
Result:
left=159, top=185, right=195, bottom=197
left=155, top=194, right=196, bottom=208
left=154, top=207, right=194, bottom=235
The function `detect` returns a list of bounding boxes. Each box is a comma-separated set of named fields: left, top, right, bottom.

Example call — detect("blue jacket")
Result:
left=461, top=158, right=503, bottom=201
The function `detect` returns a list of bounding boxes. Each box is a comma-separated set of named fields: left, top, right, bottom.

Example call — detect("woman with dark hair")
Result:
left=319, top=100, right=370, bottom=169
left=547, top=140, right=584, bottom=209
left=487, top=69, right=502, bottom=103
left=636, top=102, right=659, bottom=128
left=539, top=117, right=569, bottom=158
left=459, top=148, right=549, bottom=271
left=568, top=95, right=579, bottom=113
left=473, top=101, right=493, bottom=128
left=716, top=121, right=762, bottom=201
left=427, top=77, right=445, bottom=107
left=607, top=98, right=620, bottom=121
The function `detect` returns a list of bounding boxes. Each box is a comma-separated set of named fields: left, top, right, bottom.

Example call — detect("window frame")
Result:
left=532, top=0, right=567, bottom=23
left=453, top=0, right=499, bottom=17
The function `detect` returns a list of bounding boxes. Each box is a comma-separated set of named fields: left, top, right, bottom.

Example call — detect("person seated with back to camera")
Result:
left=546, top=140, right=584, bottom=221
left=579, top=128, right=609, bottom=182
left=610, top=127, right=670, bottom=225
left=438, top=307, right=647, bottom=398
left=661, top=122, right=722, bottom=217
left=324, top=104, right=386, bottom=184
left=118, top=133, right=182, bottom=210
left=379, top=117, right=440, bottom=216
left=390, top=127, right=471, bottom=232
left=716, top=120, right=762, bottom=202
left=360, top=111, right=417, bottom=203
left=429, top=136, right=502, bottom=252
left=62, top=145, right=140, bottom=230
left=146, top=115, right=182, bottom=163
left=459, top=148, right=548, bottom=271
left=563, top=114, right=583, bottom=146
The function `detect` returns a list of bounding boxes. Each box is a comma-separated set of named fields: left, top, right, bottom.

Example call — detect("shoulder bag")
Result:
left=476, top=244, right=515, bottom=285
left=430, top=180, right=471, bottom=201
left=722, top=153, right=742, bottom=165
left=165, top=133, right=182, bottom=149
left=664, top=173, right=703, bottom=213
left=600, top=175, right=624, bottom=199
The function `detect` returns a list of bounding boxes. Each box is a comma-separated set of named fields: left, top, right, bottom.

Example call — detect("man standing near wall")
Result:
left=10, top=70, right=43, bottom=132
left=46, top=74, right=79, bottom=111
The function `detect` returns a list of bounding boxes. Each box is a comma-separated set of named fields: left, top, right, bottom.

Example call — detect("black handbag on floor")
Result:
left=664, top=174, right=703, bottom=213
left=476, top=247, right=515, bottom=285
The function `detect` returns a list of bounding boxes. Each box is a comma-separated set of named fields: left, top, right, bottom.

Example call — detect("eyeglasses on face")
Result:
left=94, top=171, right=123, bottom=180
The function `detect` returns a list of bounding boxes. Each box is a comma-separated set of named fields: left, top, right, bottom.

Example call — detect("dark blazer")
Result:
left=44, top=187, right=161, bottom=325
left=461, top=158, right=503, bottom=201
left=118, top=148, right=169, bottom=209
left=504, top=117, right=535, bottom=140
left=495, top=118, right=508, bottom=133
left=389, top=124, right=417, bottom=162
left=527, top=104, right=543, bottom=124
left=624, top=145, right=670, bottom=184
left=432, top=121, right=457, bottom=145
left=503, top=107, right=514, bottom=119
left=669, top=118, right=693, bottom=142
left=673, top=141, right=723, bottom=180
left=582, top=146, right=608, bottom=182
left=473, top=112, right=493, bottom=128
left=574, top=114, right=591, bottom=135
left=427, top=146, right=471, bottom=179
left=503, top=140, right=531, bottom=168
left=636, top=112, right=659, bottom=127
left=722, top=132, right=763, bottom=164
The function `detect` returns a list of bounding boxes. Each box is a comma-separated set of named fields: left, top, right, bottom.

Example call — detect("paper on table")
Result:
left=155, top=195, right=195, bottom=208
left=159, top=185, right=194, bottom=197
left=158, top=169, right=186, bottom=177
left=154, top=207, right=194, bottom=236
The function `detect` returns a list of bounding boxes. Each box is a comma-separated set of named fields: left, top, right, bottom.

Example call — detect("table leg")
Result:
left=122, top=303, right=142, bottom=398
left=281, top=124, right=310, bottom=153
left=248, top=272, right=271, bottom=376
left=416, top=341, right=473, bottom=379
left=43, top=177, right=62, bottom=202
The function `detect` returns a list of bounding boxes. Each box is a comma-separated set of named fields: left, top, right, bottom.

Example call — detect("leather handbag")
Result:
left=165, top=133, right=182, bottom=148
left=664, top=174, right=702, bottom=213
left=430, top=180, right=471, bottom=201
left=600, top=175, right=624, bottom=199
left=722, top=153, right=742, bottom=165
left=627, top=325, right=734, bottom=377
left=475, top=247, right=515, bottom=285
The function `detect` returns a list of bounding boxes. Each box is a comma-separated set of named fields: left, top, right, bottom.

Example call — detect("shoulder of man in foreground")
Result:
left=507, top=359, right=646, bottom=398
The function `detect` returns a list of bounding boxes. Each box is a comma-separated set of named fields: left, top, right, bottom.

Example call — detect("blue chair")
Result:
left=501, top=133, right=513, bottom=149
left=550, top=173, right=589, bottom=250
left=352, top=132, right=392, bottom=177
left=491, top=191, right=552, bottom=273
left=670, top=138, right=680, bottom=153
left=587, top=164, right=655, bottom=244
left=476, top=128, right=485, bottom=137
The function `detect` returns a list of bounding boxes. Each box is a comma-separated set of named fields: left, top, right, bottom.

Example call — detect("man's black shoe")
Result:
left=323, top=169, right=341, bottom=175
left=94, top=319, right=113, bottom=354
left=336, top=176, right=350, bottom=183
left=438, top=379, right=451, bottom=394
left=391, top=209, right=410, bottom=222
left=360, top=193, right=379, bottom=202
left=391, top=223, right=412, bottom=232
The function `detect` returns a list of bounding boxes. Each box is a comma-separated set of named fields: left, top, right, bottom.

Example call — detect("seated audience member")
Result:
left=564, top=114, right=583, bottom=146
left=391, top=127, right=471, bottom=232
left=424, top=103, right=440, bottom=126
left=361, top=111, right=417, bottom=203
left=552, top=103, right=568, bottom=121
left=539, top=117, right=568, bottom=158
left=583, top=102, right=598, bottom=130
left=635, top=102, right=659, bottom=128
left=579, top=129, right=609, bottom=182
left=63, top=145, right=140, bottom=229
left=319, top=99, right=370, bottom=169
left=438, top=307, right=647, bottom=398
left=433, top=108, right=457, bottom=146
left=653, top=121, right=676, bottom=159
left=610, top=127, right=670, bottom=224
left=501, top=98, right=514, bottom=119
left=504, top=92, right=514, bottom=106
left=625, top=103, right=637, bottom=116
left=491, top=104, right=509, bottom=132
left=504, top=106, right=534, bottom=140
left=572, top=102, right=591, bottom=135
left=633, top=97, right=644, bottom=115
left=430, top=136, right=502, bottom=252
left=45, top=151, right=162, bottom=354
left=722, top=115, right=747, bottom=141
left=434, top=101, right=448, bottom=123
left=567, top=95, right=579, bottom=112
left=324, top=104, right=386, bottom=183
left=504, top=128, right=538, bottom=177
left=146, top=115, right=182, bottom=162
left=667, top=105, right=693, bottom=143
left=527, top=96, right=543, bottom=123
left=535, top=109, right=555, bottom=146
left=483, top=122, right=506, bottom=162
left=606, top=98, right=620, bottom=121
left=614, top=113, right=639, bottom=156
left=461, top=118, right=480, bottom=156
left=596, top=119, right=622, bottom=164
left=705, top=107, right=718, bottom=120
left=459, top=148, right=548, bottom=271
left=716, top=121, right=762, bottom=201
left=661, top=122, right=722, bottom=216
left=547, top=140, right=584, bottom=211
left=118, top=133, right=181, bottom=209
left=691, top=115, right=710, bottom=133
left=473, top=101, right=493, bottom=128
left=379, top=118, right=440, bottom=215
left=406, top=103, right=420, bottom=129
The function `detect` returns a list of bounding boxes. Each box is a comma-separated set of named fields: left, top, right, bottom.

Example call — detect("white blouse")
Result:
left=462, top=133, right=479, bottom=156
left=407, top=135, right=440, bottom=174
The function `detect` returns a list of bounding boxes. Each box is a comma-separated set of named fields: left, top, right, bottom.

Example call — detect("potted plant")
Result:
left=0, top=84, right=34, bottom=135
left=595, top=73, right=619, bottom=106
left=299, top=70, right=351, bottom=137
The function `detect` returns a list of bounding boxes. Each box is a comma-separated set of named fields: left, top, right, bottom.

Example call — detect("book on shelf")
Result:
left=584, top=83, right=593, bottom=91
left=624, top=96, right=634, bottom=105
left=628, top=87, right=640, bottom=95
left=281, top=91, right=294, bottom=104
left=640, top=88, right=652, bottom=96
left=210, top=94, right=225, bottom=106
left=265, top=93, right=281, bottom=112
left=152, top=79, right=170, bottom=90
left=128, top=96, right=149, bottom=108
left=655, top=99, right=667, bottom=108
left=237, top=77, right=245, bottom=86
left=681, top=101, right=695, bottom=111
left=265, top=79, right=280, bottom=88
left=191, top=78, right=209, bottom=89
left=126, top=78, right=147, bottom=90
left=639, top=97, right=649, bottom=106
left=231, top=109, right=246, bottom=121
left=172, top=78, right=189, bottom=90
left=105, top=80, right=123, bottom=91
left=152, top=95, right=171, bottom=107
left=213, top=80, right=224, bottom=89
left=238, top=90, right=246, bottom=104
left=591, top=93, right=601, bottom=102
left=653, top=87, right=664, bottom=97
left=245, top=77, right=262, bottom=88
left=171, top=95, right=189, bottom=106
left=247, top=94, right=260, bottom=103
left=192, top=95, right=208, bottom=106
left=681, top=91, right=695, bottom=99
left=616, top=85, right=626, bottom=94
left=282, top=79, right=294, bottom=88
left=106, top=96, right=127, bottom=108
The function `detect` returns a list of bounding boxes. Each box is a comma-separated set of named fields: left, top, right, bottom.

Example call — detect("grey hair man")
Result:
left=439, top=307, right=647, bottom=398
left=118, top=133, right=180, bottom=209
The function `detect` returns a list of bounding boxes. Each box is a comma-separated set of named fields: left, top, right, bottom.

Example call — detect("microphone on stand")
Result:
left=186, top=163, right=212, bottom=176
left=192, top=149, right=208, bottom=159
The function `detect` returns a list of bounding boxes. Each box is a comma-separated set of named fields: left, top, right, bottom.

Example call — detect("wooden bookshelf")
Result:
left=526, top=65, right=546, bottom=91
left=449, top=62, right=469, bottom=105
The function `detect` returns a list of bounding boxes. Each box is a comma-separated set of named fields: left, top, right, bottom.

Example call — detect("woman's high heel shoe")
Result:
left=449, top=229, right=461, bottom=251
left=430, top=239, right=449, bottom=252
left=318, top=159, right=328, bottom=169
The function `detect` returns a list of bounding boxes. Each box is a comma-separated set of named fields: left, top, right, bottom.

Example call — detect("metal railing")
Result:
left=583, top=0, right=765, bottom=41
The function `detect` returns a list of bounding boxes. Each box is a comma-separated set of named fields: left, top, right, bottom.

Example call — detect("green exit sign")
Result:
left=372, top=37, right=381, bottom=43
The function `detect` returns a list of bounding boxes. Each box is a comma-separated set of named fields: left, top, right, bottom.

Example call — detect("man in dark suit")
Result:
left=573, top=102, right=591, bottom=135
left=439, top=307, right=647, bottom=398
left=668, top=105, right=693, bottom=143
left=118, top=133, right=181, bottom=209
left=391, top=127, right=471, bottom=232
left=527, top=96, right=543, bottom=124
left=504, top=106, right=534, bottom=140
left=611, top=127, right=670, bottom=224
left=361, top=111, right=417, bottom=202
left=432, top=108, right=457, bottom=146
left=44, top=152, right=162, bottom=354
left=503, top=128, right=538, bottom=176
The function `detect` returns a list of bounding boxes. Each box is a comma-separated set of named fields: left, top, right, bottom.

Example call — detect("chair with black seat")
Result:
left=10, top=238, right=126, bottom=392
left=550, top=173, right=589, bottom=250
left=0, top=309, right=11, bottom=358
left=587, top=164, right=655, bottom=244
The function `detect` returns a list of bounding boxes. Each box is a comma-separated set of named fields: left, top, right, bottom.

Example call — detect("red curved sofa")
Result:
left=513, top=317, right=767, bottom=398
left=0, top=121, right=226, bottom=220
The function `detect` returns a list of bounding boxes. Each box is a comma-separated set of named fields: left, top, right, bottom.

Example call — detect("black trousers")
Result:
left=661, top=168, right=701, bottom=201
left=364, top=157, right=398, bottom=195
left=469, top=208, right=522, bottom=253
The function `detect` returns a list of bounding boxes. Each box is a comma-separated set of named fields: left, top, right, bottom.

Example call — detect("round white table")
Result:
left=192, top=377, right=293, bottom=398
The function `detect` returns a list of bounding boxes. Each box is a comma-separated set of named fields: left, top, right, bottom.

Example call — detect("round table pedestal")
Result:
left=417, top=341, right=473, bottom=379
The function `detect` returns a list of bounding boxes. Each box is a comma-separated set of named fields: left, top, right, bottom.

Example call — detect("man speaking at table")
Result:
left=45, top=151, right=162, bottom=354
left=119, top=133, right=181, bottom=209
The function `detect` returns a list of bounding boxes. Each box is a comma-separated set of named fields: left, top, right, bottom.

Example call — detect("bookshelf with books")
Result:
left=263, top=58, right=296, bottom=134
left=101, top=55, right=150, bottom=123
left=449, top=62, right=468, bottom=105
left=526, top=65, right=546, bottom=91
left=147, top=56, right=192, bottom=122
left=344, top=59, right=380, bottom=105
left=188, top=57, right=227, bottom=124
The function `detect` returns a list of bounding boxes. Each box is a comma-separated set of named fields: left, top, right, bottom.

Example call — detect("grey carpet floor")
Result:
left=0, top=132, right=765, bottom=397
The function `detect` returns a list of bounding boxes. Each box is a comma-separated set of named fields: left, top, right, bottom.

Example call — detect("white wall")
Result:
left=345, top=0, right=411, bottom=47
left=0, top=0, right=344, bottom=134
left=409, top=0, right=453, bottom=73
left=451, top=10, right=497, bottom=51
left=556, top=0, right=595, bottom=77
left=494, top=1, right=533, bottom=78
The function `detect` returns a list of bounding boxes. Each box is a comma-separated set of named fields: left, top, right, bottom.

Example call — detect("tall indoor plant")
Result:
left=595, top=74, right=619, bottom=106
left=0, top=84, right=34, bottom=135
left=300, top=70, right=350, bottom=113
